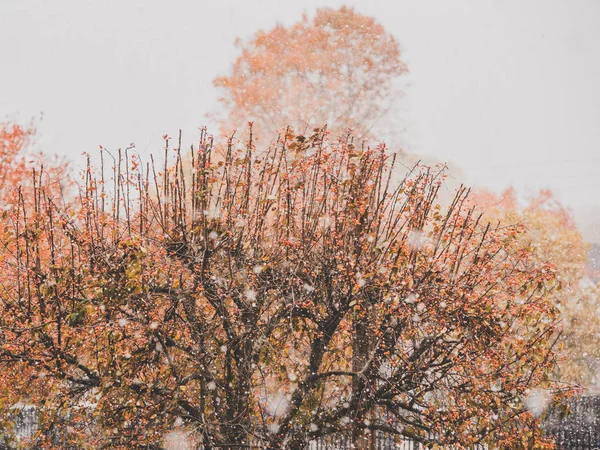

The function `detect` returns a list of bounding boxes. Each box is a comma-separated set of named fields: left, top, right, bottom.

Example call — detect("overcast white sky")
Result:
left=2, top=0, right=600, bottom=239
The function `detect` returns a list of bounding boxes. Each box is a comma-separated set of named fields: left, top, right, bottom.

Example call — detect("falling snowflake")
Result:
left=525, top=389, right=552, bottom=417
left=303, top=283, right=315, bottom=293
left=407, top=230, right=427, bottom=250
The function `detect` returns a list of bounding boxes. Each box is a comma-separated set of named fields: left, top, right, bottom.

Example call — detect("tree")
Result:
left=0, top=121, right=70, bottom=204
left=0, top=121, right=72, bottom=448
left=470, top=188, right=599, bottom=388
left=213, top=6, right=407, bottom=140
left=0, top=123, right=34, bottom=197
left=0, top=128, right=562, bottom=449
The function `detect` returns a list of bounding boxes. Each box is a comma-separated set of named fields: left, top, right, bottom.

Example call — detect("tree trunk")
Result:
left=352, top=306, right=373, bottom=450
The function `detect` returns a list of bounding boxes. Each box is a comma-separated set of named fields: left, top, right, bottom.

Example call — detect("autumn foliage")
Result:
left=0, top=122, right=70, bottom=204
left=213, top=7, right=407, bottom=139
left=0, top=125, right=565, bottom=449
left=471, top=188, right=599, bottom=389
left=0, top=123, right=34, bottom=196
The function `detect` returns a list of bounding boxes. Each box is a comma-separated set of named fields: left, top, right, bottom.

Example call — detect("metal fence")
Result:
left=308, top=433, right=425, bottom=450
left=544, top=395, right=600, bottom=450
left=11, top=405, right=37, bottom=441
left=7, top=402, right=600, bottom=450
left=0, top=411, right=460, bottom=450
left=551, top=429, right=600, bottom=450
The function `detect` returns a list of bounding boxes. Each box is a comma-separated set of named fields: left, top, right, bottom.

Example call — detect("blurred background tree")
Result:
left=471, top=188, right=600, bottom=389
left=0, top=123, right=34, bottom=196
left=213, top=6, right=407, bottom=141
left=0, top=121, right=70, bottom=204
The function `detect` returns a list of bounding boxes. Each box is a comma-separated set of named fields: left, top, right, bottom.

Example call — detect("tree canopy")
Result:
left=213, top=7, right=407, bottom=140
left=0, top=127, right=562, bottom=449
left=0, top=121, right=70, bottom=205
left=471, top=188, right=599, bottom=389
